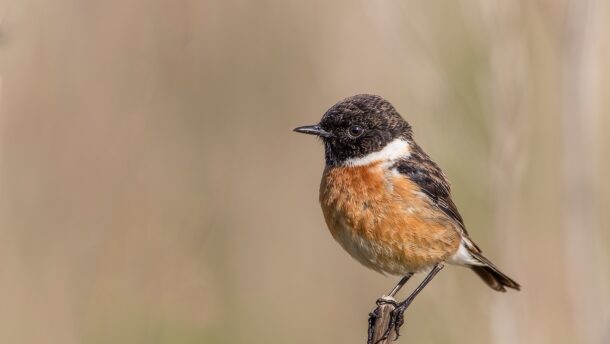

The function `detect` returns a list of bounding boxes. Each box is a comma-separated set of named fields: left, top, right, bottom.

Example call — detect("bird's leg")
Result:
left=375, top=273, right=414, bottom=308
left=377, top=264, right=445, bottom=342
left=387, top=273, right=414, bottom=298
left=367, top=273, right=414, bottom=344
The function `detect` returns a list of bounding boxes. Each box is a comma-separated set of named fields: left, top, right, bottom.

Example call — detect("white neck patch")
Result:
left=344, top=138, right=410, bottom=167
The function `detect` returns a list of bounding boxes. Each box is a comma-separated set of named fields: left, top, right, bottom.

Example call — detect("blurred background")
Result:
left=1, top=0, right=609, bottom=343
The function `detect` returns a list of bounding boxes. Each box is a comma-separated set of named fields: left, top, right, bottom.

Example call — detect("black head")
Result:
left=294, top=94, right=412, bottom=166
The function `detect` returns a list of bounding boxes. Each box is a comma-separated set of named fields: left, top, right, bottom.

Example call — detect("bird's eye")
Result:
left=347, top=125, right=364, bottom=138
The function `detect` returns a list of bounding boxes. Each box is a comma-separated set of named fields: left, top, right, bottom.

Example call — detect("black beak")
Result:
left=293, top=125, right=332, bottom=138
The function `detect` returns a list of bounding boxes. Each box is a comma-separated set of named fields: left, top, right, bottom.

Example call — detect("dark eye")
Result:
left=347, top=125, right=364, bottom=138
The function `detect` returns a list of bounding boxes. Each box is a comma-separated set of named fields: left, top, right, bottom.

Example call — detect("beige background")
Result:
left=1, top=1, right=609, bottom=343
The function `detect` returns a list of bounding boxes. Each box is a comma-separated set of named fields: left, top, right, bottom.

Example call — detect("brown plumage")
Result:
left=320, top=163, right=461, bottom=274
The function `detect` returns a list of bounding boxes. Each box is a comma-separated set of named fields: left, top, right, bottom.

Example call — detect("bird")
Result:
left=293, top=94, right=519, bottom=342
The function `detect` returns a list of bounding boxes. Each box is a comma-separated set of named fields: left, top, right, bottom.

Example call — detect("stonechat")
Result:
left=294, top=94, right=519, bottom=341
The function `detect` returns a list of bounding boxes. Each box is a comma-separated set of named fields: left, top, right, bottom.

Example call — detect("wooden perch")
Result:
left=368, top=296, right=398, bottom=344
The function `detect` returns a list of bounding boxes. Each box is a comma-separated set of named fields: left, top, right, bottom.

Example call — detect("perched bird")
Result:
left=294, top=94, right=519, bottom=341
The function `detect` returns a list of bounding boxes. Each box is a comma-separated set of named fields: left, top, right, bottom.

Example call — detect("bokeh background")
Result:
left=1, top=1, right=609, bottom=343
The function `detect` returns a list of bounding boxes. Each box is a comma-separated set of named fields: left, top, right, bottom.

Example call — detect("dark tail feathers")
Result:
left=469, top=252, right=520, bottom=292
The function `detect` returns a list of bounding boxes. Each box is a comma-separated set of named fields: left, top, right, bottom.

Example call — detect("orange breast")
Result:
left=319, top=164, right=460, bottom=274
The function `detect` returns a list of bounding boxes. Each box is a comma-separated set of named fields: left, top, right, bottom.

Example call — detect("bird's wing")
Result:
left=393, top=148, right=481, bottom=252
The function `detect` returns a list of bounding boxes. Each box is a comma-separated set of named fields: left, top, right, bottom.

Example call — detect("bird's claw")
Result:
left=376, top=296, right=399, bottom=307
left=390, top=305, right=407, bottom=339
left=369, top=300, right=411, bottom=344
left=367, top=296, right=408, bottom=344
left=367, top=307, right=380, bottom=344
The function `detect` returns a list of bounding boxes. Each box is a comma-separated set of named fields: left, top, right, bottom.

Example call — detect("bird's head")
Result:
left=294, top=94, right=413, bottom=167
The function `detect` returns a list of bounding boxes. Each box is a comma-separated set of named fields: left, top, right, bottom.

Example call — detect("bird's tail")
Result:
left=469, top=251, right=520, bottom=292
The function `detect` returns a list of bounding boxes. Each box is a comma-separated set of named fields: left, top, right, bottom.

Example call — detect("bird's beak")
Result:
left=293, top=125, right=332, bottom=138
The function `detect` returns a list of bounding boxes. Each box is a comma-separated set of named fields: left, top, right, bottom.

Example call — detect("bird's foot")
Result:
left=376, top=295, right=399, bottom=307
left=367, top=296, right=400, bottom=344
left=367, top=306, right=380, bottom=344
left=385, top=298, right=413, bottom=341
